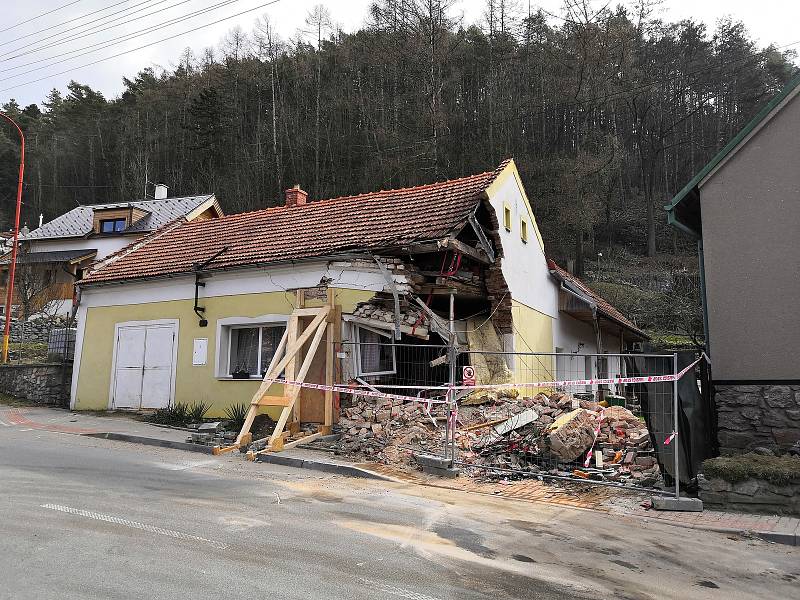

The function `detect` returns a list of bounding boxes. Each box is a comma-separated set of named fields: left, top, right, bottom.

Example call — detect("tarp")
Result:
left=624, top=352, right=715, bottom=489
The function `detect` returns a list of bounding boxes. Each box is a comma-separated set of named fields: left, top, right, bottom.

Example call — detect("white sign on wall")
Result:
left=192, top=338, right=208, bottom=366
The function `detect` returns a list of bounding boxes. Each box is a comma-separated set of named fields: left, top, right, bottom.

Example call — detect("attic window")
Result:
left=100, top=218, right=127, bottom=233
left=520, top=219, right=529, bottom=243
left=503, top=203, right=512, bottom=231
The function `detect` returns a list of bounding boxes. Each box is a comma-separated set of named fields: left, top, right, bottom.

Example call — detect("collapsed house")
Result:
left=69, top=159, right=647, bottom=448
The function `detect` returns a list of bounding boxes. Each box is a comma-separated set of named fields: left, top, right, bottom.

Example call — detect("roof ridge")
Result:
left=179, top=162, right=511, bottom=226
left=76, top=194, right=214, bottom=208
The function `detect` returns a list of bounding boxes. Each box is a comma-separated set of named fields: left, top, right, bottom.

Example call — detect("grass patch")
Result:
left=703, top=454, right=800, bottom=486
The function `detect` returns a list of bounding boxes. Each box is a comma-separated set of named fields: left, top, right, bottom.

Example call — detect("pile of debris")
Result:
left=329, top=389, right=662, bottom=487
left=335, top=397, right=447, bottom=466
left=457, top=392, right=661, bottom=486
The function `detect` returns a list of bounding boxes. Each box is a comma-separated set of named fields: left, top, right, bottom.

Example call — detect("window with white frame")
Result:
left=227, top=324, right=286, bottom=377
left=355, top=325, right=396, bottom=376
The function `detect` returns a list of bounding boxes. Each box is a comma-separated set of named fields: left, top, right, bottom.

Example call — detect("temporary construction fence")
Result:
left=331, top=341, right=704, bottom=498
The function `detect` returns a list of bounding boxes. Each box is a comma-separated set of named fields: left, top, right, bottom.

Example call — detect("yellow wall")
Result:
left=509, top=299, right=555, bottom=383
left=74, top=288, right=373, bottom=417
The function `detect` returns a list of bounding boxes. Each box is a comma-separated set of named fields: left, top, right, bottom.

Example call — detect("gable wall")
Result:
left=700, top=91, right=800, bottom=380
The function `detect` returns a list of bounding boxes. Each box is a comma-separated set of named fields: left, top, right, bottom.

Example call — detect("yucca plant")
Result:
left=188, top=401, right=211, bottom=423
left=224, top=402, right=248, bottom=431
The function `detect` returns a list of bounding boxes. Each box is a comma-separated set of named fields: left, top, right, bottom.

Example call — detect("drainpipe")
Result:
left=697, top=239, right=710, bottom=356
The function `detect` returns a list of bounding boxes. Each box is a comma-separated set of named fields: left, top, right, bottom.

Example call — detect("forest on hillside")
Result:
left=0, top=0, right=797, bottom=340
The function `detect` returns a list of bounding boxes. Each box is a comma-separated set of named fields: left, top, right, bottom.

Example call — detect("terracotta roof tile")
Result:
left=83, top=162, right=510, bottom=285
left=547, top=259, right=647, bottom=339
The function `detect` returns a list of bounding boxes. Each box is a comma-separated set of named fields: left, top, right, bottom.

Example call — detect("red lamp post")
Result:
left=0, top=112, right=25, bottom=363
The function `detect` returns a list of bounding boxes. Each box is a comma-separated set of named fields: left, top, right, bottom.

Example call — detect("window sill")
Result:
left=215, top=375, right=263, bottom=381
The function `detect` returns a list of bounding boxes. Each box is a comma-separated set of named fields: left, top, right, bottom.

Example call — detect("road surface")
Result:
left=0, top=422, right=797, bottom=599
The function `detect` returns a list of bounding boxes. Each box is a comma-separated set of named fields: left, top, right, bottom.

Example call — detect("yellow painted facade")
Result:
left=73, top=288, right=374, bottom=417
left=509, top=299, right=555, bottom=382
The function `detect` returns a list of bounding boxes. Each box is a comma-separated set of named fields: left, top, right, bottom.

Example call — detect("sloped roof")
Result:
left=665, top=73, right=800, bottom=236
left=82, top=161, right=511, bottom=285
left=547, top=260, right=647, bottom=339
left=0, top=248, right=97, bottom=265
left=24, top=195, right=216, bottom=241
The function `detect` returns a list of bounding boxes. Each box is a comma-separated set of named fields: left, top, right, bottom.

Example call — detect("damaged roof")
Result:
left=547, top=260, right=647, bottom=340
left=24, top=195, right=218, bottom=241
left=82, top=161, right=511, bottom=285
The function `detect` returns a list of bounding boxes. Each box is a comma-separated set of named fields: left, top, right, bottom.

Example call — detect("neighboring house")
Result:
left=665, top=73, right=800, bottom=454
left=0, top=186, right=223, bottom=317
left=70, top=159, right=645, bottom=417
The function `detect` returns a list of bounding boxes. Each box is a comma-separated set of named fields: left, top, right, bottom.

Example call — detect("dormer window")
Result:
left=100, top=218, right=127, bottom=233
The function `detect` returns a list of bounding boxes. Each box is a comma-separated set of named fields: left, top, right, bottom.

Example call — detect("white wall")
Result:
left=485, top=167, right=559, bottom=318
left=80, top=261, right=402, bottom=308
left=30, top=236, right=136, bottom=261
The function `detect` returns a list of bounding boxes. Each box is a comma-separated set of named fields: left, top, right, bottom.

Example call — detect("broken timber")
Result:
left=214, top=290, right=336, bottom=457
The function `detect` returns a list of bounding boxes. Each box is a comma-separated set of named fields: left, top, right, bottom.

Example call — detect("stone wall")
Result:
left=0, top=363, right=71, bottom=406
left=698, top=474, right=800, bottom=516
left=716, top=384, right=800, bottom=454
left=0, top=316, right=74, bottom=344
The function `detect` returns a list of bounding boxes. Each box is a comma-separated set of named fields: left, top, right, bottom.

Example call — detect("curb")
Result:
left=254, top=453, right=394, bottom=481
left=634, top=515, right=799, bottom=547
left=84, top=432, right=215, bottom=454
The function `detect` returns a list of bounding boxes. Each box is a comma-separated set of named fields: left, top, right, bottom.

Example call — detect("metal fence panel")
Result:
left=335, top=340, right=685, bottom=494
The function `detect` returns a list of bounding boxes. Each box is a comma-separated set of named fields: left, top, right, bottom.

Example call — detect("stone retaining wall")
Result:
left=715, top=384, right=800, bottom=454
left=0, top=363, right=71, bottom=406
left=698, top=474, right=800, bottom=516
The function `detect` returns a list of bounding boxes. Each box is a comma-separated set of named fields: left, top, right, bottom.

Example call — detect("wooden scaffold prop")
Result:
left=213, top=289, right=339, bottom=458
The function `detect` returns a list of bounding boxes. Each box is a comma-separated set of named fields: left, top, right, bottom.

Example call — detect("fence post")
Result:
left=673, top=352, right=680, bottom=499
left=446, top=291, right=457, bottom=462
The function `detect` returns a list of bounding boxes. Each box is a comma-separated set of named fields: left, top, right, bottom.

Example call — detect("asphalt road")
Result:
left=0, top=425, right=798, bottom=600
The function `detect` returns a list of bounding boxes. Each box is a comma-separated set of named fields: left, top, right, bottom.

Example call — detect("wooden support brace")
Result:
left=235, top=307, right=330, bottom=445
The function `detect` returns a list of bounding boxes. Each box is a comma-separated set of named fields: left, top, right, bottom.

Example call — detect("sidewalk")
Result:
left=2, top=404, right=798, bottom=546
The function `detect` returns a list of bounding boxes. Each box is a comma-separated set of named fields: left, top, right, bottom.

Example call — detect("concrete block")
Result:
left=414, top=453, right=453, bottom=469
left=651, top=495, right=704, bottom=512
left=421, top=465, right=461, bottom=478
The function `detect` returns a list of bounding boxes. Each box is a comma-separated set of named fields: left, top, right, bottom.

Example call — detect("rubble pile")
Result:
left=334, top=397, right=447, bottom=465
left=327, top=389, right=662, bottom=487
left=458, top=392, right=661, bottom=486
left=351, top=303, right=426, bottom=328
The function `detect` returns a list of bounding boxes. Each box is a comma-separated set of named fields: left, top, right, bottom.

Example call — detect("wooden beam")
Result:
left=256, top=395, right=292, bottom=407
left=267, top=319, right=328, bottom=450
left=235, top=306, right=329, bottom=445
left=285, top=314, right=299, bottom=424
left=439, top=237, right=492, bottom=264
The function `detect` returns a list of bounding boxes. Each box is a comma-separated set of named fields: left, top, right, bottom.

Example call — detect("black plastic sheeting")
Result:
left=624, top=352, right=716, bottom=489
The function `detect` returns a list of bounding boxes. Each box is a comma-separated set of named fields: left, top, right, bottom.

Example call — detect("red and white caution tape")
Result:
left=664, top=431, right=677, bottom=445
left=272, top=356, right=706, bottom=406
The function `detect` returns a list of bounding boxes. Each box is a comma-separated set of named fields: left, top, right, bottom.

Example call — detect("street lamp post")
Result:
left=0, top=112, right=25, bottom=363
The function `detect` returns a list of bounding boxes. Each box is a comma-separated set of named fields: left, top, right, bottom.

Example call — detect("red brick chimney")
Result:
left=285, top=184, right=308, bottom=207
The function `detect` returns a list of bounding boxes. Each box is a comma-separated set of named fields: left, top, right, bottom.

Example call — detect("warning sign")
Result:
left=462, top=366, right=476, bottom=387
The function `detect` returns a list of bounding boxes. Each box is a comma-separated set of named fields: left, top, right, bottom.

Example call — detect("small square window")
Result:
left=100, top=218, right=127, bottom=233
left=503, top=204, right=512, bottom=231
left=520, top=219, right=529, bottom=243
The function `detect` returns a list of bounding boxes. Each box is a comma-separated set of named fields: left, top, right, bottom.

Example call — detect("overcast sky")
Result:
left=1, top=0, right=798, bottom=107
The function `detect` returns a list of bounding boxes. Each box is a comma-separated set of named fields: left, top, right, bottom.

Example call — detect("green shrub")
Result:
left=703, top=454, right=800, bottom=486
left=188, top=402, right=210, bottom=423
left=224, top=402, right=248, bottom=431
left=146, top=402, right=190, bottom=426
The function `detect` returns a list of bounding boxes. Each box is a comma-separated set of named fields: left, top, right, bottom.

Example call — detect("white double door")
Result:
left=112, top=322, right=177, bottom=410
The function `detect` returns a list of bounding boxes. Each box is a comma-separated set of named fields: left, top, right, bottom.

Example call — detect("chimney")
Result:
left=284, top=184, right=308, bottom=207
left=154, top=183, right=169, bottom=200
